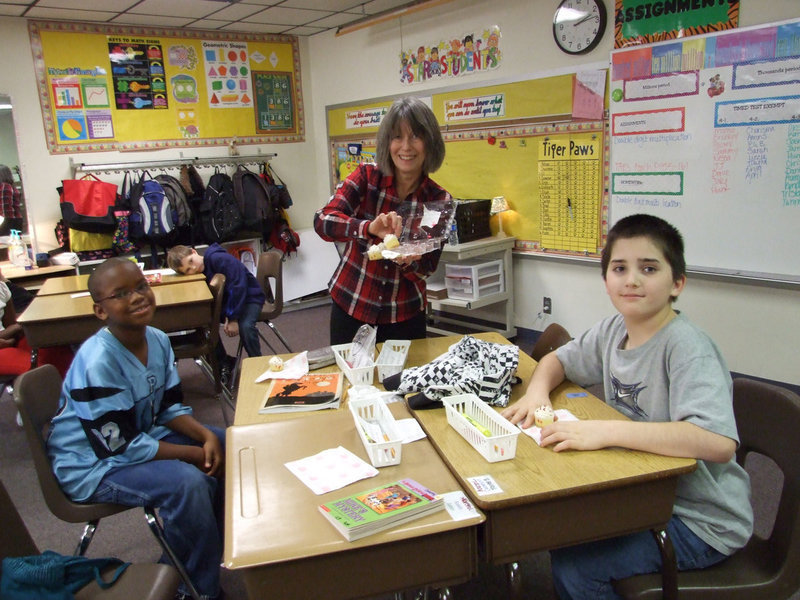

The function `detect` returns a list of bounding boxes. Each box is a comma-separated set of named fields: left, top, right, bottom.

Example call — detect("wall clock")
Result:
left=552, top=0, right=607, bottom=55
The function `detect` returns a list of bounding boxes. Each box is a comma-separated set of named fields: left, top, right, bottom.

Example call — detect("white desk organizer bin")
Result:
left=442, top=393, right=519, bottom=462
left=375, top=340, right=411, bottom=382
left=349, top=397, right=403, bottom=467
left=331, top=343, right=375, bottom=386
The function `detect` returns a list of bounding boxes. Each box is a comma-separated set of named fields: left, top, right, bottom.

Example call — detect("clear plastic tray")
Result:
left=442, top=393, right=519, bottom=462
left=349, top=396, right=402, bottom=467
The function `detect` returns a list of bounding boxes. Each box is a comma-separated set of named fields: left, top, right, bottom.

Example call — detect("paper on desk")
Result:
left=396, top=418, right=426, bottom=443
left=255, top=351, right=308, bottom=382
left=347, top=385, right=403, bottom=405
left=284, top=446, right=379, bottom=495
left=517, top=409, right=579, bottom=445
left=442, top=491, right=480, bottom=521
left=70, top=292, right=91, bottom=298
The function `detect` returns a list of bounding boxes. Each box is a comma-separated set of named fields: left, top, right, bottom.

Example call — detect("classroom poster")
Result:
left=29, top=20, right=304, bottom=153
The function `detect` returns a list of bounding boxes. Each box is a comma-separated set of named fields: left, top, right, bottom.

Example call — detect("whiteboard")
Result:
left=608, top=19, right=800, bottom=282
left=282, top=228, right=340, bottom=301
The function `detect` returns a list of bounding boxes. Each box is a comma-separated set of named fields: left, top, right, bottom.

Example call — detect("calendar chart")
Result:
left=538, top=135, right=602, bottom=253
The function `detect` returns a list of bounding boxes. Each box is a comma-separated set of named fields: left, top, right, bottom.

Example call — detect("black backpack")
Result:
left=200, top=170, right=243, bottom=243
left=232, top=165, right=275, bottom=237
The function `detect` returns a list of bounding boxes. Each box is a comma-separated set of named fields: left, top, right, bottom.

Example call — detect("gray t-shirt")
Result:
left=556, top=312, right=753, bottom=555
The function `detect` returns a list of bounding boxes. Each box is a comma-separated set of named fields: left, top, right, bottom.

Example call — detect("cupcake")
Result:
left=367, top=243, right=385, bottom=260
left=268, top=356, right=284, bottom=372
left=534, top=405, right=554, bottom=428
left=383, top=233, right=400, bottom=249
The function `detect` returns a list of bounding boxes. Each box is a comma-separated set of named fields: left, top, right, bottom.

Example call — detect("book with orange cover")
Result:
left=259, top=372, right=343, bottom=413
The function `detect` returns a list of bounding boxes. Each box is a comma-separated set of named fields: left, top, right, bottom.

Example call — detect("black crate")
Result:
left=454, top=199, right=492, bottom=243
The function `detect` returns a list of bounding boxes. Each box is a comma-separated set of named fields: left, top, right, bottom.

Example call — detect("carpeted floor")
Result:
left=1, top=302, right=793, bottom=599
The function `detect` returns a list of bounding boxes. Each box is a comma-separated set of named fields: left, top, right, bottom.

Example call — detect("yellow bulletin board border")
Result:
left=326, top=73, right=609, bottom=259
left=29, top=20, right=304, bottom=154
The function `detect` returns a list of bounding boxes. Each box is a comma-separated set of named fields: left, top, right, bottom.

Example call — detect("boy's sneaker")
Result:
left=219, top=356, right=237, bottom=388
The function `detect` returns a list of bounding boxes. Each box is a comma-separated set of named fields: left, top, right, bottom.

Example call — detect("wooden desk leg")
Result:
left=652, top=528, right=678, bottom=600
left=505, top=561, right=523, bottom=599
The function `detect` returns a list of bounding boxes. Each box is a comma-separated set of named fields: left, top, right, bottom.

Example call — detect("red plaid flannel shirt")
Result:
left=0, top=183, right=21, bottom=219
left=314, top=163, right=451, bottom=325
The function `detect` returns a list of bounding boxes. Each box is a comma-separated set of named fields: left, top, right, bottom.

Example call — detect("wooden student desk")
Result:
left=36, top=271, right=205, bottom=296
left=224, top=403, right=485, bottom=600
left=232, top=333, right=696, bottom=598
left=0, top=261, right=75, bottom=289
left=17, top=279, right=212, bottom=349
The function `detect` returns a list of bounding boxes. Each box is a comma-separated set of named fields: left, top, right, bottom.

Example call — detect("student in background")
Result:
left=168, top=243, right=265, bottom=385
left=47, top=257, right=225, bottom=600
left=502, top=214, right=753, bottom=599
left=0, top=266, right=72, bottom=378
left=314, top=96, right=452, bottom=344
left=0, top=164, right=22, bottom=235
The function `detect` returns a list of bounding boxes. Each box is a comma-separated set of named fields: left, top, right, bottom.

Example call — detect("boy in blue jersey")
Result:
left=167, top=244, right=266, bottom=384
left=47, top=257, right=226, bottom=600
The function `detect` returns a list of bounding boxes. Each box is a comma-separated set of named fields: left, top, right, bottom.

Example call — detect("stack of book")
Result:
left=318, top=478, right=444, bottom=541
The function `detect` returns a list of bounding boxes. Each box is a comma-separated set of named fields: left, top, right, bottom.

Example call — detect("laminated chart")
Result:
left=538, top=135, right=602, bottom=253
left=203, top=40, right=251, bottom=108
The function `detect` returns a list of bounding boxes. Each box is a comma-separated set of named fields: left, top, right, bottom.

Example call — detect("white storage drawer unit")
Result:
left=445, top=258, right=504, bottom=300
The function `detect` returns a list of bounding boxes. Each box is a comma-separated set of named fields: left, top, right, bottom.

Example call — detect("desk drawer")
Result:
left=445, top=259, right=504, bottom=300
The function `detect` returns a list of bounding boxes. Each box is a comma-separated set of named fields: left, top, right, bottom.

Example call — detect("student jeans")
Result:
left=89, top=426, right=226, bottom=600
left=550, top=515, right=726, bottom=600
left=214, top=301, right=263, bottom=362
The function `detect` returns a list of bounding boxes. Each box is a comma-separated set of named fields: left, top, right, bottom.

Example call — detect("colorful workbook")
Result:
left=318, top=478, right=444, bottom=541
left=259, top=372, right=344, bottom=413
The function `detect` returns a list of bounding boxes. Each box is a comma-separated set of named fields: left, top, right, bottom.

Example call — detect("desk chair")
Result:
left=0, top=478, right=181, bottom=600
left=13, top=365, right=202, bottom=600
left=169, top=274, right=230, bottom=419
left=231, top=250, right=292, bottom=386
left=613, top=377, right=800, bottom=599
left=529, top=322, right=572, bottom=362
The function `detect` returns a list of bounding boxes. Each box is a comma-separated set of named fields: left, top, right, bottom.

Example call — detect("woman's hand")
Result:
left=368, top=211, right=402, bottom=239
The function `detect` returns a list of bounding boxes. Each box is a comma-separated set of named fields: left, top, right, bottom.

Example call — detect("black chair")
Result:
left=13, top=364, right=202, bottom=600
left=0, top=478, right=181, bottom=600
left=529, top=322, right=572, bottom=362
left=613, top=377, right=800, bottom=599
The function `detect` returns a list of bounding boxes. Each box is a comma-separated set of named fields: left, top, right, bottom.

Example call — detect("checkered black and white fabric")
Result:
left=395, top=335, right=519, bottom=407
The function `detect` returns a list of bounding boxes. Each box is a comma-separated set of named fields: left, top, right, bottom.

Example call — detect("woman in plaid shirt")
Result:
left=314, top=97, right=452, bottom=345
left=0, top=165, right=22, bottom=235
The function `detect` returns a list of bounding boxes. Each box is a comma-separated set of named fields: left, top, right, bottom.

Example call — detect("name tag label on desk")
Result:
left=442, top=491, right=481, bottom=520
left=467, top=475, right=504, bottom=496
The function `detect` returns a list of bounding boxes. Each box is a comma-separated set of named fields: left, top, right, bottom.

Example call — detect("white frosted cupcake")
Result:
left=367, top=243, right=385, bottom=260
left=383, top=233, right=400, bottom=249
left=268, top=356, right=284, bottom=372
left=534, top=405, right=554, bottom=428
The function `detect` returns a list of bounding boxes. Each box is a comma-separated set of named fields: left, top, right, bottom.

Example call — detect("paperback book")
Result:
left=318, top=478, right=444, bottom=541
left=259, top=372, right=344, bottom=413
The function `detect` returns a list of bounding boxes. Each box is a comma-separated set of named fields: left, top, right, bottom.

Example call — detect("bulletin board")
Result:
left=28, top=20, right=304, bottom=153
left=327, top=74, right=607, bottom=257
left=609, top=18, right=800, bottom=282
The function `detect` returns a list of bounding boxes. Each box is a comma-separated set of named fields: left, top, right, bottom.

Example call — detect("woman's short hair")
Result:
left=375, top=97, right=445, bottom=176
left=0, top=165, right=14, bottom=185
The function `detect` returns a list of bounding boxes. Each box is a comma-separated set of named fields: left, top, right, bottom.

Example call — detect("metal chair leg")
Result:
left=74, top=519, right=99, bottom=556
left=265, top=320, right=293, bottom=352
left=144, top=507, right=202, bottom=600
left=506, top=561, right=523, bottom=599
left=652, top=527, right=678, bottom=600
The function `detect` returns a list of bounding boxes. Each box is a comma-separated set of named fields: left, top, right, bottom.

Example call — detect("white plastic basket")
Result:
left=349, top=396, right=402, bottom=467
left=375, top=339, right=411, bottom=382
left=331, top=343, right=375, bottom=386
left=442, top=393, right=519, bottom=462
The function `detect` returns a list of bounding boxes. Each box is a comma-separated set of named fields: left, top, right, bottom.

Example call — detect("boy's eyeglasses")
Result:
left=96, top=281, right=150, bottom=303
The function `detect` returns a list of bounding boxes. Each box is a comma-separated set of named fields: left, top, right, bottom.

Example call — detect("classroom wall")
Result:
left=0, top=2, right=798, bottom=386
left=305, top=0, right=800, bottom=386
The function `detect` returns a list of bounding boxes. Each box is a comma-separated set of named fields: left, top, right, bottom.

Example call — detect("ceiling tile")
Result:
left=310, top=11, right=368, bottom=28
left=220, top=21, right=288, bottom=34
left=285, top=25, right=328, bottom=36
left=248, top=6, right=333, bottom=26
left=25, top=7, right=120, bottom=21
left=280, top=0, right=364, bottom=11
left=35, top=0, right=139, bottom=10
left=129, top=0, right=227, bottom=19
left=0, top=6, right=26, bottom=16
left=109, top=13, right=196, bottom=27
left=202, top=3, right=267, bottom=20
left=361, top=0, right=417, bottom=15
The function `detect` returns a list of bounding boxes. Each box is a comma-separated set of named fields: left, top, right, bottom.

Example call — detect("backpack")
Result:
left=200, top=170, right=243, bottom=243
left=126, top=171, right=177, bottom=246
left=155, top=173, right=193, bottom=244
left=232, top=165, right=275, bottom=236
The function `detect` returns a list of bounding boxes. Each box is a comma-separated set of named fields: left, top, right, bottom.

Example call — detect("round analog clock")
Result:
left=553, top=0, right=607, bottom=55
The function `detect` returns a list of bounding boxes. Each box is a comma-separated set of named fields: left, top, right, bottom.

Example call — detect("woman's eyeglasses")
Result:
left=96, top=280, right=150, bottom=303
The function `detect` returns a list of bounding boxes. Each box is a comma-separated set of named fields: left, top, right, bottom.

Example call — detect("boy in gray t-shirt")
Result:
left=502, top=214, right=752, bottom=599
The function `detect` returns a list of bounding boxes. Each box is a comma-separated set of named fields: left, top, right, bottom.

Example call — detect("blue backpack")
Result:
left=127, top=171, right=177, bottom=246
